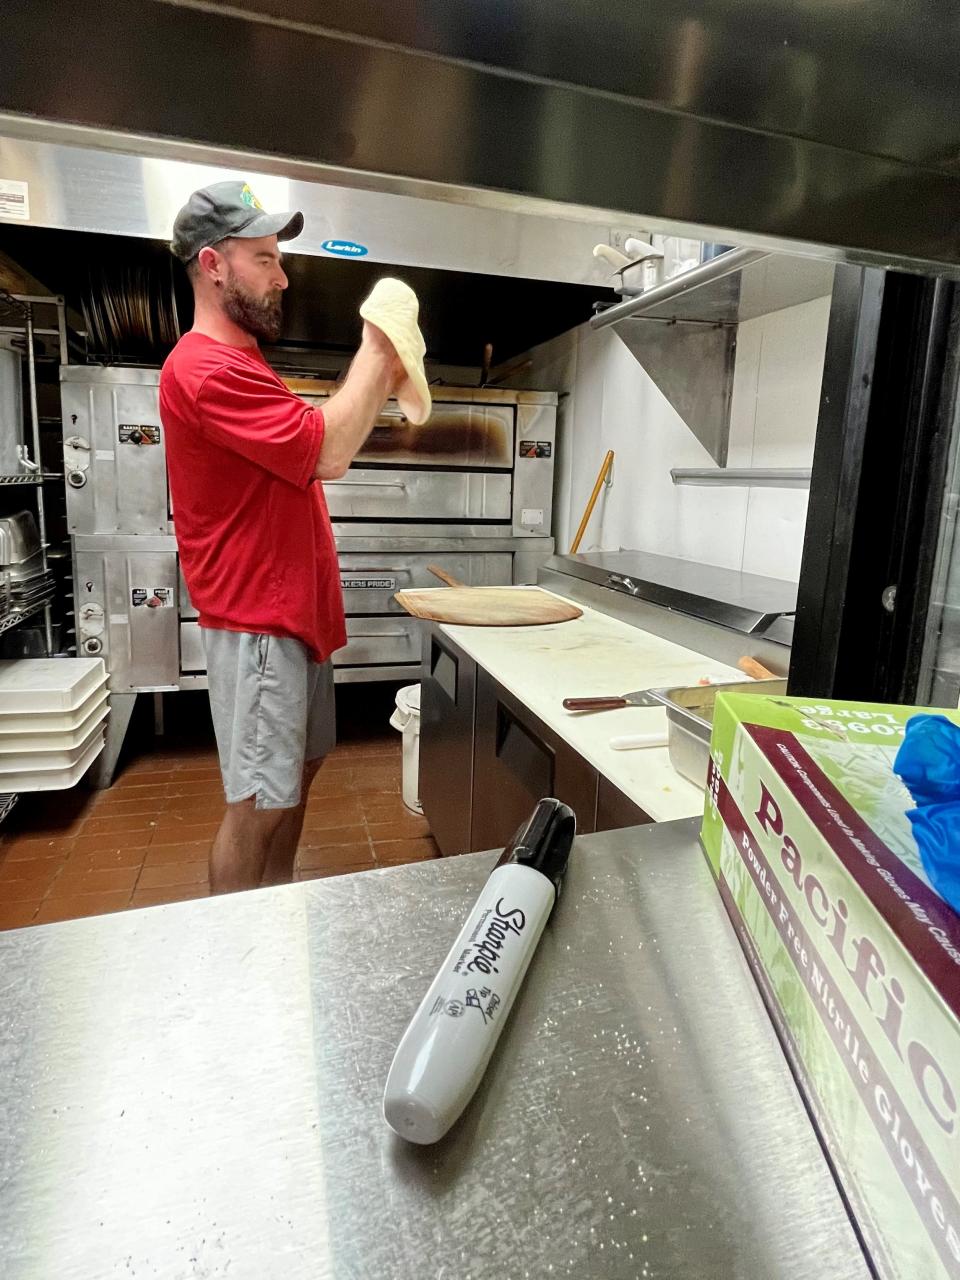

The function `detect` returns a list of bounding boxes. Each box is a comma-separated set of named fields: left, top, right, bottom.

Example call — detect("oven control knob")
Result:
left=79, top=602, right=105, bottom=638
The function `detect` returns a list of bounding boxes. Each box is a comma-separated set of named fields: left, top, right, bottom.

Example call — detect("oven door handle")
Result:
left=349, top=628, right=411, bottom=638
left=332, top=479, right=407, bottom=490
left=341, top=568, right=412, bottom=578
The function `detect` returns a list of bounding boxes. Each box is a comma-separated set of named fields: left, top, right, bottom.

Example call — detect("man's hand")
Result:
left=312, top=325, right=405, bottom=480
left=361, top=321, right=405, bottom=392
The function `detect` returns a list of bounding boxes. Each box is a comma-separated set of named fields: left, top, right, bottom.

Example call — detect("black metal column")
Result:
left=789, top=265, right=957, bottom=702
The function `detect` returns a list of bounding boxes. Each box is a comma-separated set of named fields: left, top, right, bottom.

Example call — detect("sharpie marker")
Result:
left=383, top=797, right=576, bottom=1145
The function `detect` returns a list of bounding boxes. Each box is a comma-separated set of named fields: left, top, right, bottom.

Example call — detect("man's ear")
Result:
left=197, top=245, right=223, bottom=285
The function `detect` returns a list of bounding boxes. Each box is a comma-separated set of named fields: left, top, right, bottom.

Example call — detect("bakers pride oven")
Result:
left=60, top=366, right=556, bottom=765
left=288, top=378, right=556, bottom=677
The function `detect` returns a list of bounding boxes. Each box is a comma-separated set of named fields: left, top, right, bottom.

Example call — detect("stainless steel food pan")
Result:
left=650, top=679, right=789, bottom=788
left=0, top=511, right=41, bottom=565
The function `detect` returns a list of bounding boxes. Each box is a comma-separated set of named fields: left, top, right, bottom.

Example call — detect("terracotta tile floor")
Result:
left=0, top=686, right=437, bottom=932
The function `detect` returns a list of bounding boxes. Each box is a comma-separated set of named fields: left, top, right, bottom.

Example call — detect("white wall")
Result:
left=507, top=294, right=832, bottom=583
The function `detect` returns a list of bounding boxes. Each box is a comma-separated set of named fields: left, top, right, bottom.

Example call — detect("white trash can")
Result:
left=390, top=683, right=423, bottom=814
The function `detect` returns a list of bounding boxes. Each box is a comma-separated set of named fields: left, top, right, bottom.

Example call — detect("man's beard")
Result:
left=222, top=273, right=283, bottom=342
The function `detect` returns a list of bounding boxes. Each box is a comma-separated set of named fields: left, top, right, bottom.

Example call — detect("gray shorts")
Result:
left=203, top=628, right=336, bottom=810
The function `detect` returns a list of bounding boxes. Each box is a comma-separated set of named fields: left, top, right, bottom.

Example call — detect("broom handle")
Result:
left=569, top=450, right=614, bottom=554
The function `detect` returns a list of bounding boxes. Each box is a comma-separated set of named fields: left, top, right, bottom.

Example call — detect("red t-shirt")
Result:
left=159, top=331, right=346, bottom=663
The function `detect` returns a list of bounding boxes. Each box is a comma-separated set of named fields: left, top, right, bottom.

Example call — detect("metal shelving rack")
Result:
left=0, top=291, right=71, bottom=820
left=0, top=290, right=67, bottom=655
left=0, top=597, right=49, bottom=637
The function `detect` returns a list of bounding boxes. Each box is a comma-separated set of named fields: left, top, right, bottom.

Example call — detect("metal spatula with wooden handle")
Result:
left=563, top=689, right=662, bottom=712
left=393, top=565, right=583, bottom=627
left=564, top=660, right=780, bottom=712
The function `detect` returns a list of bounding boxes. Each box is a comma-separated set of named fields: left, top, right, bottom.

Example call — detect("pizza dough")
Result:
left=359, top=277, right=432, bottom=426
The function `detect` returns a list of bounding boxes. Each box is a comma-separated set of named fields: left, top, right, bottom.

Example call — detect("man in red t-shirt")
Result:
left=160, top=181, right=403, bottom=894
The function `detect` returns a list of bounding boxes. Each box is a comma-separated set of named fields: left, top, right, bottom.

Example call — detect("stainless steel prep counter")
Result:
left=0, top=820, right=869, bottom=1279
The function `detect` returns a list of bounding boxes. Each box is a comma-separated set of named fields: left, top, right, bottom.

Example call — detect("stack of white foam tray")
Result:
left=0, top=658, right=109, bottom=791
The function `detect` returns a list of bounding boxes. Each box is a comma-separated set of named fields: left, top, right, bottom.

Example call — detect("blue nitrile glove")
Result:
left=901, top=803, right=960, bottom=911
left=894, top=714, right=960, bottom=911
left=895, top=714, right=960, bottom=804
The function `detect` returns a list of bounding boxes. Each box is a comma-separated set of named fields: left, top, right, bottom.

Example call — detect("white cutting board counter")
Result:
left=440, top=597, right=742, bottom=823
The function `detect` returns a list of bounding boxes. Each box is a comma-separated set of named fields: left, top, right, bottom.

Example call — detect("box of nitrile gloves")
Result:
left=700, top=693, right=960, bottom=1280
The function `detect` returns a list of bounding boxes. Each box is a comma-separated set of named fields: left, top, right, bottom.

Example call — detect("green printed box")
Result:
left=701, top=694, right=960, bottom=1280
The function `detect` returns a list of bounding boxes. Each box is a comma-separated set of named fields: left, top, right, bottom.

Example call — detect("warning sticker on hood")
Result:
left=0, top=179, right=29, bottom=221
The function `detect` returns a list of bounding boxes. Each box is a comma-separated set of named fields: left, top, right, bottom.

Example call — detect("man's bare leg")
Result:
left=209, top=799, right=288, bottom=894
left=259, top=758, right=324, bottom=887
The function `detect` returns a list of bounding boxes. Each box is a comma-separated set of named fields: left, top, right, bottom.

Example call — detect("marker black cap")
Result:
left=497, top=797, right=576, bottom=896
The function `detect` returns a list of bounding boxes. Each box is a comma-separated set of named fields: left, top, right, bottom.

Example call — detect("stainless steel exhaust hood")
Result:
left=0, top=136, right=637, bottom=289
left=3, top=0, right=960, bottom=273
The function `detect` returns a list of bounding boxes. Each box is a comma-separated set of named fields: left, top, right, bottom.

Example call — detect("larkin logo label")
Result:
left=454, top=899, right=526, bottom=976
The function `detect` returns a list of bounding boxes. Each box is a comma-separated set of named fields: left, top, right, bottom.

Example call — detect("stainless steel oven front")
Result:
left=62, top=369, right=557, bottom=693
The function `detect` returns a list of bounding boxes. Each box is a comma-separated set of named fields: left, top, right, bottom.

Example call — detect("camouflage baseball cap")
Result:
left=171, top=180, right=303, bottom=262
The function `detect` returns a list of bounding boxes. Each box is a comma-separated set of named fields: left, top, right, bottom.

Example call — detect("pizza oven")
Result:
left=60, top=365, right=556, bottom=773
